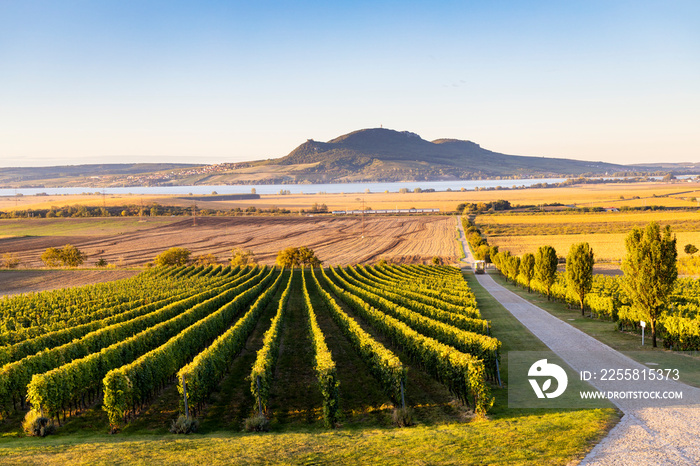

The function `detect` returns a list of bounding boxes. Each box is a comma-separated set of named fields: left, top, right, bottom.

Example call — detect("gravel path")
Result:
left=456, top=218, right=700, bottom=465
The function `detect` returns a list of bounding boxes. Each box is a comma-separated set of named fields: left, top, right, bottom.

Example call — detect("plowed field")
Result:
left=0, top=215, right=459, bottom=269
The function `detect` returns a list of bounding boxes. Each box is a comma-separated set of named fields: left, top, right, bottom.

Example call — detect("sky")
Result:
left=1, top=0, right=699, bottom=167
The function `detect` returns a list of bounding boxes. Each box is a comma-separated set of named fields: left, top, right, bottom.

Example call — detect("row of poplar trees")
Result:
left=491, top=221, right=676, bottom=348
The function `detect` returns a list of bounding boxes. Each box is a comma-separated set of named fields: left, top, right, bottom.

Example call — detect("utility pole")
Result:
left=361, top=198, right=365, bottom=238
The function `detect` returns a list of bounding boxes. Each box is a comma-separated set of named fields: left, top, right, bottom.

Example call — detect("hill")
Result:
left=271, top=128, right=630, bottom=181
left=0, top=163, right=197, bottom=186
left=0, top=129, right=684, bottom=187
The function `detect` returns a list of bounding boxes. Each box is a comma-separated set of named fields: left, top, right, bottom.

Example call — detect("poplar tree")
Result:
left=535, top=246, right=558, bottom=300
left=622, top=222, right=677, bottom=348
left=566, top=243, right=594, bottom=315
left=520, top=253, right=535, bottom=293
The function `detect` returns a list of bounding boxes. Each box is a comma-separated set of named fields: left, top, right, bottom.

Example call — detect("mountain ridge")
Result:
left=271, top=127, right=630, bottom=181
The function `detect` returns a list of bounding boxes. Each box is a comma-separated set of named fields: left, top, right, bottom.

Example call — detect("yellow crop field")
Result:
left=475, top=210, right=700, bottom=237
left=487, top=231, right=700, bottom=263
left=477, top=210, right=700, bottom=226
left=3, top=181, right=699, bottom=213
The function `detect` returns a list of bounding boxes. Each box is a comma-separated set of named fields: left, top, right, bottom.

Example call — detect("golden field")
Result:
left=485, top=231, right=700, bottom=263
left=2, top=181, right=700, bottom=213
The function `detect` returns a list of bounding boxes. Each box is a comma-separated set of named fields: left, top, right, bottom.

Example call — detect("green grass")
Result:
left=488, top=272, right=700, bottom=388
left=0, top=268, right=619, bottom=465
left=0, top=411, right=616, bottom=466
left=0, top=217, right=179, bottom=237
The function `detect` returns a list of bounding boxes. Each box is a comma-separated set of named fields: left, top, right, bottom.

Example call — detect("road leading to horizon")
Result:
left=456, top=217, right=700, bottom=465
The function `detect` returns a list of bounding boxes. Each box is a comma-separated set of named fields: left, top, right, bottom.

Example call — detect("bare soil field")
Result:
left=0, top=269, right=139, bottom=297
left=0, top=215, right=459, bottom=269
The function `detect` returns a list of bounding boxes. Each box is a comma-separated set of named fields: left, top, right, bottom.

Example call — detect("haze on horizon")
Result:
left=1, top=1, right=699, bottom=169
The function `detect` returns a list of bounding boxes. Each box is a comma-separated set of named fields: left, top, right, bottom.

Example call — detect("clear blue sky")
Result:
left=1, top=0, right=698, bottom=167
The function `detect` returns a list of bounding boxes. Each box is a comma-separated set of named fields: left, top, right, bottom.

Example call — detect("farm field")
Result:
left=484, top=231, right=700, bottom=264
left=0, top=265, right=618, bottom=465
left=475, top=210, right=700, bottom=264
left=0, top=216, right=459, bottom=269
left=2, top=181, right=700, bottom=214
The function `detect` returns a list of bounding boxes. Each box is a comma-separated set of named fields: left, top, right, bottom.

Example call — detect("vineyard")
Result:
left=0, top=263, right=500, bottom=433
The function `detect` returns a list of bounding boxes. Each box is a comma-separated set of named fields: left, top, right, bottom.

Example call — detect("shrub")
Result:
left=41, top=247, right=63, bottom=267
left=194, top=254, right=218, bottom=265
left=432, top=256, right=443, bottom=265
left=61, top=244, right=86, bottom=267
left=170, top=415, right=198, bottom=434
left=244, top=414, right=270, bottom=432
left=392, top=407, right=414, bottom=427
left=276, top=246, right=321, bottom=267
left=231, top=248, right=256, bottom=267
left=2, top=252, right=20, bottom=269
left=22, top=410, right=55, bottom=437
left=154, top=247, right=191, bottom=267
left=40, top=245, right=86, bottom=267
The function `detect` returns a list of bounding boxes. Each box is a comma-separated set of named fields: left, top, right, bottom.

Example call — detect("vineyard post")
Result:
left=495, top=351, right=503, bottom=387
left=181, top=374, right=189, bottom=419
left=400, top=379, right=406, bottom=410
left=256, top=376, right=263, bottom=416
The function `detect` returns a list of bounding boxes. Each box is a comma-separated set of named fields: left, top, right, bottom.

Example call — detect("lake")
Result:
left=1, top=178, right=570, bottom=197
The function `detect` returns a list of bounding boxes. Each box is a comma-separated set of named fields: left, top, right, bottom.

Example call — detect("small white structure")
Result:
left=473, top=260, right=486, bottom=274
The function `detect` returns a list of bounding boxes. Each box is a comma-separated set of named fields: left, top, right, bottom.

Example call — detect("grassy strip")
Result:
left=0, top=411, right=616, bottom=466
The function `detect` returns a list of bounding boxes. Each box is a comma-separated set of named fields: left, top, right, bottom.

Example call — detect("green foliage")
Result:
left=244, top=414, right=270, bottom=432
left=321, top=266, right=494, bottom=414
left=566, top=243, right=595, bottom=314
left=309, top=202, right=329, bottom=213
left=250, top=271, right=293, bottom=414
left=684, top=243, right=698, bottom=256
left=474, top=244, right=491, bottom=262
left=492, top=251, right=518, bottom=283
left=678, top=256, right=700, bottom=276
left=276, top=246, right=322, bottom=267
left=104, top=268, right=279, bottom=430
left=458, top=200, right=511, bottom=213
left=177, top=269, right=283, bottom=418
left=22, top=409, right=55, bottom=437
left=26, top=268, right=265, bottom=421
left=2, top=252, right=20, bottom=269
left=170, top=414, right=199, bottom=434
left=622, top=222, right=677, bottom=347
left=154, top=247, right=191, bottom=267
left=309, top=267, right=406, bottom=405
left=392, top=406, right=414, bottom=427
left=193, top=253, right=218, bottom=266
left=520, top=253, right=535, bottom=292
left=431, top=256, right=443, bottom=265
left=0, top=268, right=236, bottom=366
left=345, top=266, right=487, bottom=332
left=302, top=268, right=339, bottom=427
left=231, top=248, right=256, bottom=267
left=535, top=246, right=558, bottom=300
left=41, top=244, right=86, bottom=267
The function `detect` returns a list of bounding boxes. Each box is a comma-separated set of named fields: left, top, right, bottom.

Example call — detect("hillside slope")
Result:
left=272, top=128, right=628, bottom=181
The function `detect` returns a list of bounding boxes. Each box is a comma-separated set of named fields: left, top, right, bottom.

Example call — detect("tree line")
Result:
left=487, top=220, right=678, bottom=348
